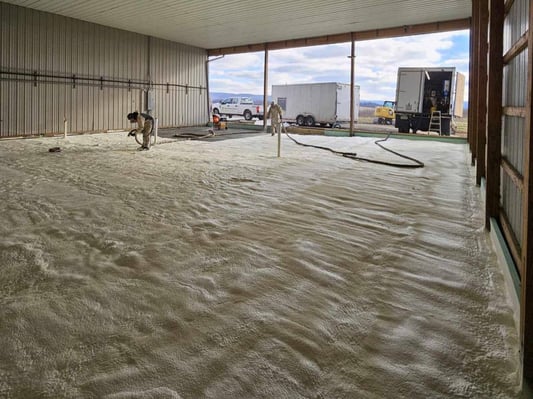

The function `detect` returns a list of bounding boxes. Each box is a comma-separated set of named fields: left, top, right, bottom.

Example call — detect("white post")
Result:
left=277, top=124, right=281, bottom=157
left=263, top=47, right=269, bottom=133
left=154, top=117, right=158, bottom=144
left=349, top=36, right=355, bottom=137
left=64, top=117, right=68, bottom=138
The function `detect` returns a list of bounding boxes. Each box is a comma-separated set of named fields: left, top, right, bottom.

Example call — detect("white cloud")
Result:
left=209, top=30, right=470, bottom=101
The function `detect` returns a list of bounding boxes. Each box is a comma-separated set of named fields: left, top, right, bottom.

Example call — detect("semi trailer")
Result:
left=394, top=67, right=465, bottom=135
left=271, top=82, right=360, bottom=127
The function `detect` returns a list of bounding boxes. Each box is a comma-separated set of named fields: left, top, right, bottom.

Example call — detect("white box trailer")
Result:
left=271, top=83, right=360, bottom=127
left=394, top=67, right=465, bottom=135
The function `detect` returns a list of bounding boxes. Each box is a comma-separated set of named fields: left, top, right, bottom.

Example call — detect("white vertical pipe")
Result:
left=277, top=123, right=281, bottom=158
left=64, top=117, right=67, bottom=138
left=154, top=117, right=158, bottom=143
left=263, top=46, right=269, bottom=133
left=350, top=36, right=355, bottom=137
left=205, top=57, right=211, bottom=124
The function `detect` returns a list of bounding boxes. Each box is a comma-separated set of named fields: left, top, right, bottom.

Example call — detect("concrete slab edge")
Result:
left=490, top=218, right=521, bottom=323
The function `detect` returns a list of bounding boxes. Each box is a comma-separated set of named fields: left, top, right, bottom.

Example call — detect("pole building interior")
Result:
left=1, top=0, right=533, bottom=391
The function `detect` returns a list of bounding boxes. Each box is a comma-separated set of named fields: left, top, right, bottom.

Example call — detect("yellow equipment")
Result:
left=374, top=100, right=396, bottom=125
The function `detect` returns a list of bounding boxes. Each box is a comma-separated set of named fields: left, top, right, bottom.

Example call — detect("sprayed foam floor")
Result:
left=0, top=132, right=522, bottom=398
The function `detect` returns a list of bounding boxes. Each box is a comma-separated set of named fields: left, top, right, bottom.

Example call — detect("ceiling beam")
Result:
left=207, top=18, right=471, bottom=56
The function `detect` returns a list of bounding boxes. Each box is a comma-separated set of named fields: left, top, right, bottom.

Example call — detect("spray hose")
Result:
left=173, top=130, right=215, bottom=140
left=166, top=126, right=424, bottom=169
left=285, top=132, right=424, bottom=169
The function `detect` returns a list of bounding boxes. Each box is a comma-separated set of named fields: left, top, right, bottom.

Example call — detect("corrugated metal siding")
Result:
left=0, top=2, right=208, bottom=138
left=503, top=0, right=529, bottom=54
left=502, top=172, right=523, bottom=245
left=503, top=50, right=528, bottom=108
left=501, top=0, right=529, bottom=248
left=149, top=38, right=207, bottom=128
left=502, top=116, right=525, bottom=176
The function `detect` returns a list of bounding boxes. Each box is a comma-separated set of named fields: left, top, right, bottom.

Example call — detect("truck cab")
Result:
left=212, top=97, right=263, bottom=121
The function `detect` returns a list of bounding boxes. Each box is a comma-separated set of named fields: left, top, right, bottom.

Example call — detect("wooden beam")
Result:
left=503, top=32, right=529, bottom=65
left=468, top=16, right=474, bottom=150
left=502, top=156, right=524, bottom=192
left=486, top=0, right=504, bottom=229
left=207, top=18, right=471, bottom=56
left=476, top=0, right=489, bottom=185
left=504, top=0, right=515, bottom=15
left=470, top=1, right=480, bottom=165
left=504, top=106, right=527, bottom=118
left=521, top=0, right=533, bottom=380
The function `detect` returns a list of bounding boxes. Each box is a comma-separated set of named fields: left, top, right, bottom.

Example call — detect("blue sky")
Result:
left=209, top=30, right=470, bottom=102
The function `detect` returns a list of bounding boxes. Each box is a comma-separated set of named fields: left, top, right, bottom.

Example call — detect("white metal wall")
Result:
left=149, top=38, right=207, bottom=128
left=501, top=0, right=529, bottom=250
left=0, top=2, right=208, bottom=137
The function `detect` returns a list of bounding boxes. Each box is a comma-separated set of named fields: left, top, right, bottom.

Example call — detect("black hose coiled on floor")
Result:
left=286, top=132, right=424, bottom=169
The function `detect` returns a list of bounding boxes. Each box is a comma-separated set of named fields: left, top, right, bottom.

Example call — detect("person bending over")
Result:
left=127, top=111, right=153, bottom=150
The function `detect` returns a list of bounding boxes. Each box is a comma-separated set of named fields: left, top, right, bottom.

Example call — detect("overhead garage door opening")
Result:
left=208, top=31, right=470, bottom=136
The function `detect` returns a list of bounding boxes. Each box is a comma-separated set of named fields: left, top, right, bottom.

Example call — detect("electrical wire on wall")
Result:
left=285, top=132, right=424, bottom=169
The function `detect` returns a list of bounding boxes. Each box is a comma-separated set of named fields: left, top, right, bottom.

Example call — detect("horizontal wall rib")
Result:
left=505, top=0, right=516, bottom=14
left=503, top=31, right=529, bottom=64
left=504, top=106, right=527, bottom=117
left=503, top=156, right=525, bottom=191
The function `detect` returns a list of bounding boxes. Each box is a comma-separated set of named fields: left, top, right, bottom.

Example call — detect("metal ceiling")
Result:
left=5, top=0, right=472, bottom=51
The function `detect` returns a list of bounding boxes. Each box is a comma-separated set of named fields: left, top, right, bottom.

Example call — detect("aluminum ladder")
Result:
left=429, top=110, right=442, bottom=135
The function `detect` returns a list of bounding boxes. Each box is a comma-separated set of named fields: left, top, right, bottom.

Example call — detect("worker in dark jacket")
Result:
left=127, top=111, right=153, bottom=150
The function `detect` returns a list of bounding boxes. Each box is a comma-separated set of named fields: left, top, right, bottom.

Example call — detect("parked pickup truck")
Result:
left=212, top=97, right=263, bottom=120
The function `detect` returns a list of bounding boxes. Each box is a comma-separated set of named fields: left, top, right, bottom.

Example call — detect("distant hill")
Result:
left=210, top=94, right=468, bottom=112
left=360, top=101, right=381, bottom=108
left=211, top=93, right=382, bottom=107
